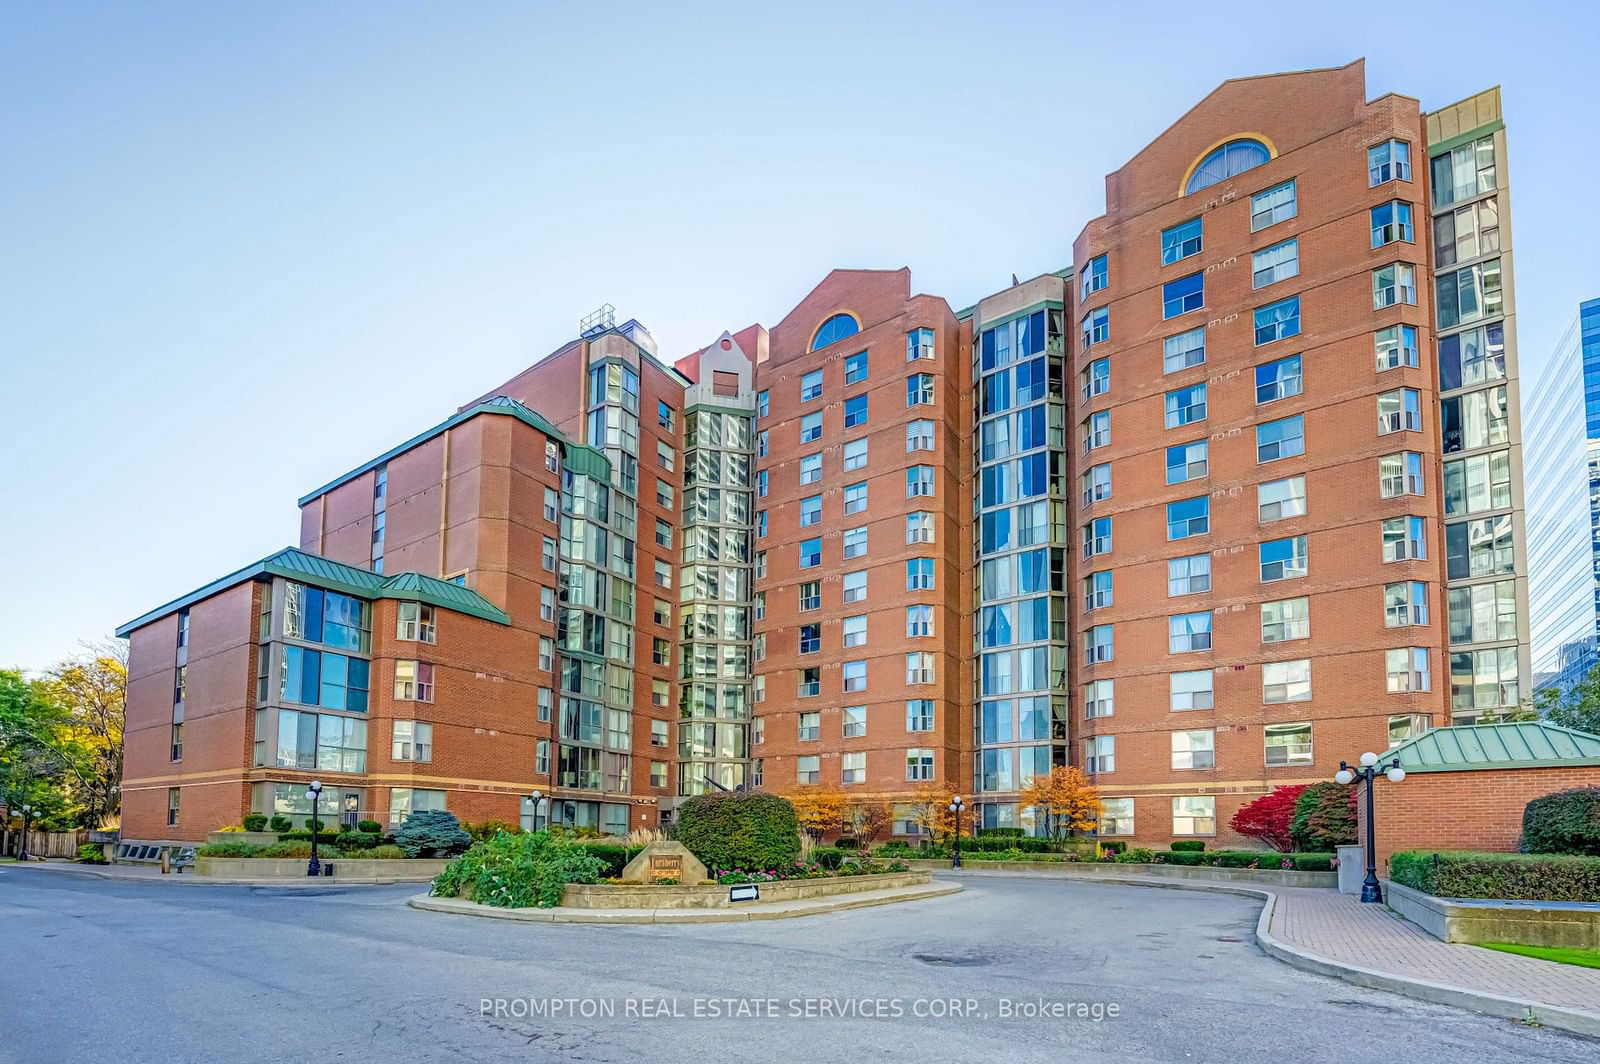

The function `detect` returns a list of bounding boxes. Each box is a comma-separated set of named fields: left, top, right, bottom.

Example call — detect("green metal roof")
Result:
left=297, top=394, right=608, bottom=506
left=115, top=547, right=510, bottom=636
left=1388, top=723, right=1600, bottom=773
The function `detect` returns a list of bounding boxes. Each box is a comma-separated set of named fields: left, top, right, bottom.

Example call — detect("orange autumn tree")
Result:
left=1020, top=766, right=1103, bottom=842
left=842, top=800, right=892, bottom=849
left=788, top=784, right=847, bottom=838
left=901, top=782, right=959, bottom=842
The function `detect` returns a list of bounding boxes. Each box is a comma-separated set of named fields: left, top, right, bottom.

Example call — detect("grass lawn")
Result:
left=1476, top=942, right=1600, bottom=970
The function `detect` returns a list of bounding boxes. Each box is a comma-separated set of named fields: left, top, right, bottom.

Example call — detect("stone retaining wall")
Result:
left=1383, top=880, right=1600, bottom=948
left=901, top=858, right=1336, bottom=888
left=196, top=857, right=449, bottom=881
left=558, top=872, right=931, bottom=909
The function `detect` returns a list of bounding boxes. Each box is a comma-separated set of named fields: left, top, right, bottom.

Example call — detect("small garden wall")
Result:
left=196, top=857, right=449, bottom=881
left=1384, top=880, right=1600, bottom=948
left=555, top=871, right=931, bottom=910
left=900, top=858, right=1335, bottom=888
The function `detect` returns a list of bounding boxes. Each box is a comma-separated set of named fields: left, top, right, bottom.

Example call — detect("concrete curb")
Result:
left=927, top=868, right=1600, bottom=1040
left=407, top=881, right=963, bottom=924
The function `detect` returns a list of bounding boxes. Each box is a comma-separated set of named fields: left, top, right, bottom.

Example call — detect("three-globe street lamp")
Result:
left=17, top=803, right=33, bottom=862
left=1335, top=752, right=1406, bottom=903
left=528, top=789, right=544, bottom=832
left=306, top=780, right=324, bottom=877
left=948, top=795, right=966, bottom=869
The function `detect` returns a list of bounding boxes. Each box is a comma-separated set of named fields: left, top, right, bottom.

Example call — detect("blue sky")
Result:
left=4, top=2, right=1598, bottom=671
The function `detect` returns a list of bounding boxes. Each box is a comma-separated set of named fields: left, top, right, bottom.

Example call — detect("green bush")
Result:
left=275, top=831, right=326, bottom=843
left=268, top=816, right=292, bottom=833
left=260, top=841, right=313, bottom=858
left=432, top=831, right=607, bottom=908
left=1290, top=853, right=1334, bottom=872
left=1170, top=840, right=1206, bottom=852
left=1099, top=840, right=1127, bottom=855
left=333, top=831, right=380, bottom=851
left=1391, top=850, right=1600, bottom=901
left=1158, top=850, right=1207, bottom=866
left=977, top=827, right=1025, bottom=838
left=463, top=819, right=521, bottom=843
left=393, top=810, right=472, bottom=858
left=1522, top=788, right=1600, bottom=856
left=76, top=843, right=109, bottom=864
left=1291, top=782, right=1355, bottom=851
left=304, top=818, right=326, bottom=833
left=1113, top=848, right=1156, bottom=864
left=675, top=793, right=799, bottom=872
left=357, top=819, right=384, bottom=834
left=813, top=847, right=846, bottom=870
left=197, top=842, right=266, bottom=858
left=242, top=814, right=268, bottom=832
left=834, top=836, right=858, bottom=850
left=580, top=843, right=645, bottom=877
left=347, top=844, right=407, bottom=860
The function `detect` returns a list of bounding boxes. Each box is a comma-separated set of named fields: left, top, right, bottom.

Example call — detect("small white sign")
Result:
left=728, top=884, right=760, bottom=903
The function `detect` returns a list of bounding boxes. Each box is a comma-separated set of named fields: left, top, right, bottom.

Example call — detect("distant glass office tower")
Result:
left=1526, top=297, right=1600, bottom=692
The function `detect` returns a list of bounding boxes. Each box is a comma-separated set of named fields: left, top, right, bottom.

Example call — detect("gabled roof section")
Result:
left=1388, top=723, right=1600, bottom=773
left=115, top=547, right=510, bottom=636
left=297, top=394, right=607, bottom=507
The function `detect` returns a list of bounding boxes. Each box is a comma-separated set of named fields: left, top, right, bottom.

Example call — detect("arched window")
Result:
left=1184, top=139, right=1271, bottom=195
left=810, top=313, right=859, bottom=351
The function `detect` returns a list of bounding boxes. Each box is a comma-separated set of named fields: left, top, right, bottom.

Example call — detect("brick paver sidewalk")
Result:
left=1269, top=886, right=1600, bottom=1013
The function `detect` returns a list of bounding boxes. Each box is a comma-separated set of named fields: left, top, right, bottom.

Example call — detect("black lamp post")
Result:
left=17, top=803, right=32, bottom=862
left=528, top=789, right=544, bottom=832
left=1335, top=752, right=1405, bottom=903
left=306, top=780, right=324, bottom=877
left=948, top=795, right=965, bottom=869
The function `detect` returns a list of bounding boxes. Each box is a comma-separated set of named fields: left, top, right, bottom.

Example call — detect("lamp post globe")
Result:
left=528, top=790, right=543, bottom=831
left=1386, top=766, right=1406, bottom=784
left=1334, top=768, right=1354, bottom=785
left=306, top=780, right=324, bottom=878
left=1359, top=751, right=1379, bottom=767
left=947, top=796, right=965, bottom=870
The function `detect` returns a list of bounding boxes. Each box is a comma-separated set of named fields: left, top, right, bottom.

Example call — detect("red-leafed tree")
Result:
left=1230, top=785, right=1307, bottom=852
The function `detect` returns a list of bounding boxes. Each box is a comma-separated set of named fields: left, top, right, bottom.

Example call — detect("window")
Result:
left=1369, top=140, right=1411, bottom=185
left=396, top=603, right=436, bottom=644
left=799, top=495, right=821, bottom=526
left=1165, top=383, right=1207, bottom=428
left=1185, top=139, right=1269, bottom=195
left=906, top=605, right=933, bottom=638
left=1166, top=496, right=1209, bottom=540
left=799, top=538, right=821, bottom=568
left=1258, top=476, right=1306, bottom=522
left=1431, top=135, right=1496, bottom=208
left=1385, top=581, right=1429, bottom=627
left=1169, top=612, right=1212, bottom=653
left=1085, top=735, right=1115, bottom=774
left=1254, top=296, right=1300, bottom=345
left=1375, top=325, right=1419, bottom=371
left=1370, top=201, right=1413, bottom=247
left=1373, top=263, right=1417, bottom=308
left=1081, top=306, right=1109, bottom=347
left=1083, top=517, right=1112, bottom=559
left=1251, top=179, right=1297, bottom=231
left=654, top=519, right=672, bottom=549
left=167, top=787, right=180, bottom=826
left=392, top=720, right=433, bottom=762
left=811, top=313, right=857, bottom=351
left=1162, top=273, right=1204, bottom=319
left=843, top=615, right=867, bottom=647
left=1171, top=729, right=1215, bottom=771
left=1170, top=670, right=1213, bottom=712
left=906, top=749, right=934, bottom=781
left=906, top=420, right=934, bottom=453
left=800, top=412, right=822, bottom=443
left=1157, top=334, right=1207, bottom=386
left=543, top=487, right=558, bottom=522
left=1252, top=239, right=1299, bottom=288
left=540, top=587, right=555, bottom=621
left=652, top=599, right=671, bottom=627
left=843, top=661, right=867, bottom=692
left=1389, top=713, right=1431, bottom=746
left=1261, top=597, right=1310, bottom=643
left=541, top=536, right=556, bottom=571
left=796, top=755, right=820, bottom=784
left=1265, top=722, right=1313, bottom=766
left=1380, top=452, right=1425, bottom=498
left=1446, top=515, right=1514, bottom=579
left=389, top=787, right=446, bottom=824
left=658, top=400, right=676, bottom=431
left=170, top=722, right=182, bottom=762
left=1161, top=218, right=1203, bottom=264
left=1435, top=199, right=1500, bottom=269
left=906, top=512, right=935, bottom=544
left=756, top=510, right=768, bottom=538
left=798, top=454, right=819, bottom=484
left=1256, top=415, right=1304, bottom=463
left=843, top=396, right=868, bottom=428
left=650, top=719, right=668, bottom=749
left=1099, top=797, right=1134, bottom=836
left=906, top=466, right=935, bottom=498
left=393, top=660, right=434, bottom=702
left=1084, top=679, right=1114, bottom=718
left=1084, top=571, right=1113, bottom=610
left=844, top=482, right=868, bottom=513
left=907, top=327, right=935, bottom=362
left=845, top=570, right=869, bottom=601
left=656, top=480, right=674, bottom=510
left=906, top=653, right=935, bottom=685
left=844, top=351, right=869, bottom=385
left=1383, top=516, right=1428, bottom=562
left=835, top=751, right=866, bottom=785
left=753, top=591, right=766, bottom=621
left=799, top=581, right=820, bottom=611
left=1080, top=255, right=1108, bottom=298
left=1451, top=647, right=1519, bottom=714
left=656, top=441, right=675, bottom=471
left=1172, top=794, right=1217, bottom=835
left=652, top=637, right=670, bottom=665
left=1253, top=355, right=1302, bottom=405
left=538, top=687, right=552, bottom=721
left=1377, top=388, right=1422, bottom=434
left=906, top=699, right=935, bottom=732
left=757, top=429, right=768, bottom=457
left=654, top=560, right=671, bottom=588
left=756, top=389, right=769, bottom=419
left=1436, top=259, right=1503, bottom=329
left=1260, top=536, right=1307, bottom=582
left=845, top=438, right=870, bottom=468
left=842, top=527, right=867, bottom=560
left=1084, top=462, right=1113, bottom=502
left=1168, top=554, right=1210, bottom=596
left=1387, top=647, right=1431, bottom=692
left=1263, top=659, right=1311, bottom=703
left=1082, top=357, right=1110, bottom=399
left=1443, top=451, right=1511, bottom=516
left=799, top=665, right=821, bottom=697
left=1083, top=410, right=1110, bottom=451
left=907, top=373, right=935, bottom=407
left=1084, top=624, right=1113, bottom=665
left=1441, top=386, right=1509, bottom=454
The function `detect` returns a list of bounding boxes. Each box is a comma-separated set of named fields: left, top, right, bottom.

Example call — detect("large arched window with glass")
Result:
left=1184, top=139, right=1271, bottom=195
left=810, top=313, right=859, bottom=351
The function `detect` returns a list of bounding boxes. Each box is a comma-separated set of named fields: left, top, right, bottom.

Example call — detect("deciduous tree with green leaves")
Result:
left=1536, top=664, right=1600, bottom=737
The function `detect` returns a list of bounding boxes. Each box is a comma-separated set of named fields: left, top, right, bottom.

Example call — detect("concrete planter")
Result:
left=902, top=858, right=1336, bottom=888
left=195, top=857, right=449, bottom=882
left=1384, top=879, right=1600, bottom=948
left=557, top=871, right=931, bottom=909
left=205, top=832, right=283, bottom=847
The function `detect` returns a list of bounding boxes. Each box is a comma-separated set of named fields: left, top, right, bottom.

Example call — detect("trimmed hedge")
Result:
left=242, top=814, right=268, bottom=832
left=1116, top=848, right=1331, bottom=871
left=393, top=810, right=472, bottom=858
left=580, top=843, right=645, bottom=877
left=977, top=827, right=1025, bottom=838
left=675, top=793, right=799, bottom=872
left=197, top=842, right=265, bottom=858
left=1169, top=840, right=1206, bottom=852
left=268, top=816, right=292, bottom=833
left=1391, top=850, right=1600, bottom=902
left=357, top=819, right=384, bottom=834
left=1522, top=788, right=1600, bottom=856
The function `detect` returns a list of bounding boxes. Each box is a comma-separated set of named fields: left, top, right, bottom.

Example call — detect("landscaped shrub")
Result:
left=1099, top=841, right=1127, bottom=855
left=76, top=843, right=108, bottom=864
left=431, top=831, right=606, bottom=908
left=811, top=847, right=846, bottom=870
left=1170, top=840, right=1206, bottom=852
left=580, top=843, right=645, bottom=877
left=268, top=816, right=292, bottom=833
left=675, top=793, right=800, bottom=872
left=393, top=810, right=472, bottom=858
left=1291, top=782, right=1356, bottom=851
left=332, top=831, right=380, bottom=851
left=1112, top=848, right=1155, bottom=863
left=834, top=836, right=858, bottom=850
left=1391, top=850, right=1600, bottom=902
left=275, top=831, right=327, bottom=843
left=463, top=819, right=521, bottom=843
left=348, top=844, right=407, bottom=860
left=357, top=819, right=383, bottom=834
left=1522, top=788, right=1600, bottom=856
left=977, top=827, right=1025, bottom=838
left=304, top=818, right=326, bottom=833
left=197, top=842, right=266, bottom=858
left=1157, top=850, right=1207, bottom=866
left=1229, top=785, right=1307, bottom=852
left=242, top=814, right=269, bottom=832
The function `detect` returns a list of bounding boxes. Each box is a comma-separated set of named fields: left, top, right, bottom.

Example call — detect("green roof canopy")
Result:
left=1388, top=723, right=1600, bottom=773
left=114, top=547, right=510, bottom=636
